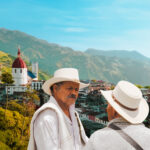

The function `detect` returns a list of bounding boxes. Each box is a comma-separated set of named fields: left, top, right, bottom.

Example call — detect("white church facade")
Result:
left=6, top=48, right=44, bottom=95
left=12, top=48, right=28, bottom=85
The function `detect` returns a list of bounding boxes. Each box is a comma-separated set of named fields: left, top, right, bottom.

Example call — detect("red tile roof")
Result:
left=12, top=48, right=27, bottom=68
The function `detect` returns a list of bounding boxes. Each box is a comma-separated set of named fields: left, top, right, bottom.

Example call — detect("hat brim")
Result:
left=101, top=90, right=149, bottom=124
left=42, top=77, right=89, bottom=95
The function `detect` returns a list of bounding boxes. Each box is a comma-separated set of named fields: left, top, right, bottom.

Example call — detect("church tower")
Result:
left=32, top=62, right=38, bottom=80
left=12, top=48, right=28, bottom=85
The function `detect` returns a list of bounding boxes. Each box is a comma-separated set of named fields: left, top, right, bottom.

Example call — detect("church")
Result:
left=6, top=48, right=44, bottom=95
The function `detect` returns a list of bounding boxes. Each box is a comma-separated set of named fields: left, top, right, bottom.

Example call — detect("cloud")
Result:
left=84, top=1, right=150, bottom=22
left=64, top=27, right=88, bottom=32
left=59, top=28, right=150, bottom=57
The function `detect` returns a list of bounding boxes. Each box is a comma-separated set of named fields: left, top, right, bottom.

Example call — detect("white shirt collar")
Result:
left=48, top=96, right=83, bottom=149
left=48, top=96, right=74, bottom=124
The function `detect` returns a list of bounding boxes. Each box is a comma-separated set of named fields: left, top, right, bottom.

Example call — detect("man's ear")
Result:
left=53, top=84, right=57, bottom=93
left=53, top=84, right=60, bottom=92
left=107, top=104, right=116, bottom=121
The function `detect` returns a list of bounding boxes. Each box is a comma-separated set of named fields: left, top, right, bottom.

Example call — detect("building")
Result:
left=12, top=48, right=28, bottom=85
left=31, top=80, right=44, bottom=90
left=32, top=62, right=38, bottom=80
left=5, top=48, right=43, bottom=95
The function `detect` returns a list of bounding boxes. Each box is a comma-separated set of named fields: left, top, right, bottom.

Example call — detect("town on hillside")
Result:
left=1, top=48, right=150, bottom=137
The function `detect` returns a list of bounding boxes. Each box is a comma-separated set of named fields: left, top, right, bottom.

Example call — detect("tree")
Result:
left=1, top=72, right=14, bottom=84
left=144, top=86, right=150, bottom=89
left=20, top=87, right=39, bottom=142
left=135, top=84, right=143, bottom=89
left=39, top=89, right=45, bottom=106
left=0, top=107, right=30, bottom=150
left=110, top=85, right=115, bottom=90
left=1, top=72, right=14, bottom=123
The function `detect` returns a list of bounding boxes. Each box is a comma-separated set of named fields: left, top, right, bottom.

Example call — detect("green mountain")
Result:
left=85, top=48, right=150, bottom=62
left=0, top=28, right=150, bottom=85
left=0, top=51, right=50, bottom=80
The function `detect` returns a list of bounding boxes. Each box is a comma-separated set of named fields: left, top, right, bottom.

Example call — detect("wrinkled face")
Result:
left=53, top=81, right=79, bottom=107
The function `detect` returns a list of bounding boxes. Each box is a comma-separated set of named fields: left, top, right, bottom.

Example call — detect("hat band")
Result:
left=112, top=94, right=138, bottom=111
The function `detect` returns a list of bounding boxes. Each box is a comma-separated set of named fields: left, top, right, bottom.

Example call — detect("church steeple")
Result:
left=12, top=48, right=27, bottom=68
left=18, top=47, right=21, bottom=57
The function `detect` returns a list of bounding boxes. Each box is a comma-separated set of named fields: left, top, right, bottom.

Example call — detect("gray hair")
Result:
left=50, top=82, right=64, bottom=95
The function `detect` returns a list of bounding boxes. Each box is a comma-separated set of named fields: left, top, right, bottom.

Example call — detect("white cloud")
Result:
left=64, top=27, right=88, bottom=32
left=60, top=28, right=150, bottom=57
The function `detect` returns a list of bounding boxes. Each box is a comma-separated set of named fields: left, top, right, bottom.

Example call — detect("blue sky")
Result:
left=1, top=0, right=150, bottom=57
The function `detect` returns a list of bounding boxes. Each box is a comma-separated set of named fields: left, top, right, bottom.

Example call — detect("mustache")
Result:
left=67, top=94, right=77, bottom=99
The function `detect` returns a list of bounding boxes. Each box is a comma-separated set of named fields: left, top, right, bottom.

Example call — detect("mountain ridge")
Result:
left=85, top=48, right=150, bottom=62
left=0, top=28, right=150, bottom=85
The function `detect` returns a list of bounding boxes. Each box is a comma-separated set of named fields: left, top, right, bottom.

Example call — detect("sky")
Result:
left=0, top=0, right=150, bottom=57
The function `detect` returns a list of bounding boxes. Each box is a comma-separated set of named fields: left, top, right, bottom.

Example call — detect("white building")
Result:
left=31, top=81, right=44, bottom=90
left=32, top=62, right=38, bottom=80
left=12, top=48, right=28, bottom=85
left=5, top=48, right=43, bottom=95
left=5, top=85, right=27, bottom=95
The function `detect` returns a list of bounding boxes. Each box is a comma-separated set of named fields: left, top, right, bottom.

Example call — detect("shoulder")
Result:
left=129, top=124, right=150, bottom=137
left=88, top=126, right=117, bottom=146
left=83, top=127, right=112, bottom=150
left=91, top=127, right=112, bottom=139
left=33, top=109, right=59, bottom=147
left=34, top=108, right=58, bottom=128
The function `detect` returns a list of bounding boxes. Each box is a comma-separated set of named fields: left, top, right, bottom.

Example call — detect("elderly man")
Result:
left=28, top=68, right=89, bottom=150
left=84, top=80, right=150, bottom=150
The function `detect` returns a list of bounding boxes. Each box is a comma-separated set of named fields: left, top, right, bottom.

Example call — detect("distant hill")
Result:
left=1, top=28, right=150, bottom=85
left=0, top=51, right=50, bottom=80
left=85, top=49, right=150, bottom=62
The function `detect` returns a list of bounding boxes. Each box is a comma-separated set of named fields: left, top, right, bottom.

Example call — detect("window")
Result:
left=15, top=69, right=16, bottom=73
left=20, top=69, right=22, bottom=73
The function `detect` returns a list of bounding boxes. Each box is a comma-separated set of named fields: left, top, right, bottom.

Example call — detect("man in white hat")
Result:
left=28, top=68, right=89, bottom=150
left=84, top=80, right=150, bottom=150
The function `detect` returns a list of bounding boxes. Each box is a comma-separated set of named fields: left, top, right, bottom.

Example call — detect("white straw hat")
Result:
left=101, top=80, right=149, bottom=124
left=42, top=68, right=89, bottom=95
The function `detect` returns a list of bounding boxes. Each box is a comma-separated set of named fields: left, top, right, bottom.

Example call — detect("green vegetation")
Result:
left=0, top=51, right=13, bottom=74
left=0, top=100, right=35, bottom=150
left=0, top=85, right=39, bottom=149
left=144, top=86, right=150, bottom=89
left=135, top=84, right=143, bottom=89
left=38, top=70, right=51, bottom=80
left=85, top=49, right=149, bottom=62
left=0, top=141, right=11, bottom=150
left=1, top=72, right=14, bottom=84
left=82, top=120, right=105, bottom=137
